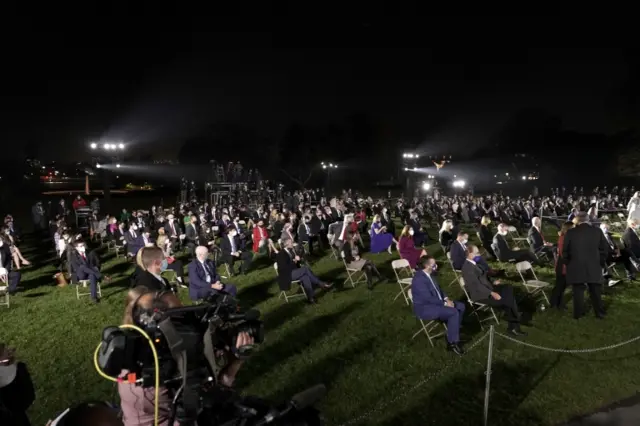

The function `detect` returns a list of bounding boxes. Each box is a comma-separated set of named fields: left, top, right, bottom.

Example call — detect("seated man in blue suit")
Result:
left=450, top=232, right=496, bottom=274
left=188, top=245, right=237, bottom=302
left=411, top=255, right=465, bottom=355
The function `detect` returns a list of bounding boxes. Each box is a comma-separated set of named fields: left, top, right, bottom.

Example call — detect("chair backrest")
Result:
left=391, top=259, right=410, bottom=270
left=508, top=226, right=517, bottom=233
left=273, top=262, right=278, bottom=271
left=458, top=277, right=473, bottom=302
left=407, top=288, right=413, bottom=302
left=515, top=261, right=532, bottom=273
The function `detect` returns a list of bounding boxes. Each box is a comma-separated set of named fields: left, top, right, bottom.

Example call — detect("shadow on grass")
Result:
left=378, top=356, right=561, bottom=426
left=261, top=302, right=306, bottom=331
left=23, top=292, right=47, bottom=298
left=268, top=338, right=375, bottom=404
left=238, top=300, right=363, bottom=389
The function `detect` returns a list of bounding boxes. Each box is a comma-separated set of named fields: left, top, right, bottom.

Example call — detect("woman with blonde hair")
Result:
left=398, top=225, right=427, bottom=269
left=156, top=227, right=170, bottom=257
left=370, top=213, right=397, bottom=254
left=479, top=215, right=496, bottom=259
left=438, top=219, right=454, bottom=253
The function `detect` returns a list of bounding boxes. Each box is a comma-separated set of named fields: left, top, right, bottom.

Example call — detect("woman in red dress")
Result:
left=398, top=225, right=427, bottom=269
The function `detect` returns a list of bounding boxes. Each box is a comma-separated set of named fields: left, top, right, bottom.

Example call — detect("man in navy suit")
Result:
left=451, top=232, right=495, bottom=274
left=69, top=239, right=101, bottom=304
left=411, top=255, right=465, bottom=355
left=188, top=246, right=237, bottom=302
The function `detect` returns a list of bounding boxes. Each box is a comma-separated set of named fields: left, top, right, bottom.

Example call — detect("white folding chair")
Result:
left=515, top=261, right=550, bottom=305
left=446, top=252, right=463, bottom=287
left=391, top=259, right=413, bottom=305
left=407, top=289, right=447, bottom=346
left=458, top=277, right=499, bottom=329
left=76, top=279, right=102, bottom=300
left=341, top=253, right=368, bottom=288
left=273, top=263, right=307, bottom=303
left=0, top=285, right=10, bottom=308
left=508, top=226, right=528, bottom=247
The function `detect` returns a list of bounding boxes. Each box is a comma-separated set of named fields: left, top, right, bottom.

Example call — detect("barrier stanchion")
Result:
left=483, top=325, right=495, bottom=426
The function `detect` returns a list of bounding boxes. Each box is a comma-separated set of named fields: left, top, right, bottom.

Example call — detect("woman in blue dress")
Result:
left=370, top=214, right=398, bottom=254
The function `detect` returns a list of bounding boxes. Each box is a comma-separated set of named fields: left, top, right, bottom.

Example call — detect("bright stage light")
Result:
left=404, top=167, right=408, bottom=171
left=334, top=164, right=338, bottom=168
left=103, top=143, right=110, bottom=150
left=118, top=143, right=125, bottom=149
left=90, top=143, right=97, bottom=149
left=522, top=176, right=526, bottom=180
left=453, top=180, right=466, bottom=188
left=96, top=164, right=102, bottom=168
left=322, top=165, right=327, bottom=169
left=422, top=182, right=431, bottom=191
left=116, top=164, right=121, bottom=168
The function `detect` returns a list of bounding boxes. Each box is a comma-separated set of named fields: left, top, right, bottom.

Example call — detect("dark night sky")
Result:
left=1, top=19, right=636, bottom=163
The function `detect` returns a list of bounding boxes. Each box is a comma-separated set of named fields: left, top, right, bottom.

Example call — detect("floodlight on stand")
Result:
left=103, top=143, right=110, bottom=150
left=322, top=165, right=327, bottom=169
left=90, top=143, right=97, bottom=149
left=404, top=167, right=408, bottom=171
left=453, top=180, right=466, bottom=188
left=118, top=143, right=125, bottom=149
left=522, top=176, right=526, bottom=180
left=96, top=164, right=102, bottom=168
left=116, top=164, right=121, bottom=168
left=422, top=182, right=431, bottom=191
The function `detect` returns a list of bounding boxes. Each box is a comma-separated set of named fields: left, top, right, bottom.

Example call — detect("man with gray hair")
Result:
left=562, top=212, right=607, bottom=319
left=188, top=245, right=237, bottom=301
left=527, top=216, right=555, bottom=260
left=600, top=222, right=636, bottom=282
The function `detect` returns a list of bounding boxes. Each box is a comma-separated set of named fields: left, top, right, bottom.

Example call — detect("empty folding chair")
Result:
left=508, top=226, right=528, bottom=248
left=391, top=258, right=413, bottom=305
left=458, top=277, right=499, bottom=330
left=341, top=253, right=368, bottom=288
left=273, top=263, right=307, bottom=303
left=446, top=252, right=462, bottom=287
left=407, top=289, right=447, bottom=346
left=515, top=261, right=550, bottom=305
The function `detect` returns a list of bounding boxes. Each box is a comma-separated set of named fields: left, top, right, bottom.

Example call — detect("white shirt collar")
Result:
left=150, top=271, right=164, bottom=282
left=466, top=258, right=476, bottom=265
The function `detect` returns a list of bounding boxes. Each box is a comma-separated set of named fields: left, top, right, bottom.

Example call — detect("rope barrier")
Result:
left=494, top=332, right=640, bottom=354
left=335, top=330, right=490, bottom=426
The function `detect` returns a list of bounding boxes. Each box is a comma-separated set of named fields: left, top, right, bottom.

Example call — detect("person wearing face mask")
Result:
left=410, top=256, right=465, bottom=355
left=185, top=215, right=200, bottom=257
left=398, top=225, right=427, bottom=269
left=134, top=246, right=177, bottom=292
left=220, top=227, right=253, bottom=276
left=163, top=214, right=183, bottom=247
left=492, top=223, right=539, bottom=265
left=69, top=239, right=101, bottom=304
left=124, top=221, right=143, bottom=257
left=188, top=246, right=237, bottom=301
left=370, top=214, right=398, bottom=254
left=462, top=245, right=527, bottom=337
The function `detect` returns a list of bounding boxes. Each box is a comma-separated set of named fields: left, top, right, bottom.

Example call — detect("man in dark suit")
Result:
left=601, top=222, right=636, bottom=281
left=184, top=215, right=199, bottom=257
left=562, top=212, right=607, bottom=319
left=622, top=219, right=640, bottom=259
left=69, top=239, right=101, bottom=304
left=492, top=223, right=538, bottom=264
left=187, top=246, right=237, bottom=301
left=411, top=256, right=465, bottom=355
left=449, top=232, right=468, bottom=270
left=133, top=246, right=176, bottom=292
left=0, top=238, right=21, bottom=296
left=124, top=222, right=143, bottom=256
left=527, top=217, right=554, bottom=260
left=220, top=227, right=253, bottom=275
left=275, top=240, right=331, bottom=304
left=406, top=212, right=427, bottom=246
left=461, top=245, right=526, bottom=336
left=298, top=215, right=320, bottom=254
left=164, top=214, right=183, bottom=248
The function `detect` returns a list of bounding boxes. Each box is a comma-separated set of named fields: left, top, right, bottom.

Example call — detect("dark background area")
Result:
left=1, top=17, right=639, bottom=197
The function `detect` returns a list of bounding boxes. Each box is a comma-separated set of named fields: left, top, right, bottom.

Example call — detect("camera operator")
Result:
left=118, top=288, right=254, bottom=426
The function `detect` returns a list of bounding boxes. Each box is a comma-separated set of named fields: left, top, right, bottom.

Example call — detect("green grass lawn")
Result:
left=3, top=225, right=640, bottom=425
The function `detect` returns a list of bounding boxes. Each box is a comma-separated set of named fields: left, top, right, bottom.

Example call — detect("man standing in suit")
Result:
left=492, top=223, right=539, bottom=264
left=562, top=212, right=607, bottom=319
left=275, top=240, right=331, bottom=304
left=188, top=246, right=237, bottom=302
left=164, top=214, right=183, bottom=249
left=220, top=227, right=253, bottom=275
left=69, top=239, right=101, bottom=304
left=410, top=256, right=465, bottom=355
left=462, top=245, right=526, bottom=336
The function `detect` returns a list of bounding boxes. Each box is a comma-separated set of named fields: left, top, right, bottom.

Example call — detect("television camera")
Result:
left=96, top=293, right=324, bottom=425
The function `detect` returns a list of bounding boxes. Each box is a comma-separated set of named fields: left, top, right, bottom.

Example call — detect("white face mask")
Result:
left=77, top=246, right=85, bottom=253
left=461, top=239, right=468, bottom=245
left=499, top=230, right=508, bottom=236
left=131, top=225, right=138, bottom=230
left=409, top=229, right=415, bottom=236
